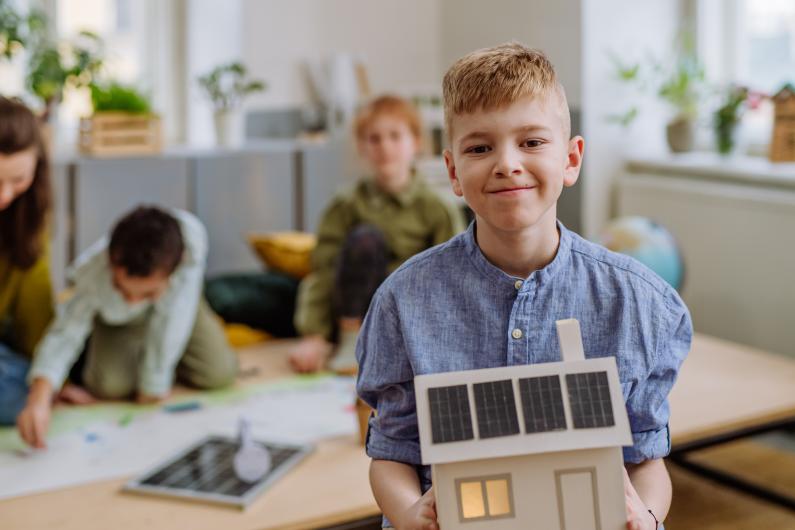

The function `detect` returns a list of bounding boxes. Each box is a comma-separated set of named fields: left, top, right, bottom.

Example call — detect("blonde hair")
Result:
left=353, top=94, right=423, bottom=142
left=442, top=42, right=570, bottom=140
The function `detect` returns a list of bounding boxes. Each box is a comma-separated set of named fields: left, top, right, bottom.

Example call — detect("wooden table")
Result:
left=668, top=334, right=795, bottom=510
left=0, top=340, right=381, bottom=530
left=2, top=334, right=795, bottom=528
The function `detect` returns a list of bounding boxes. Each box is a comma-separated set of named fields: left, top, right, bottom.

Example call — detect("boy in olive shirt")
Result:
left=289, top=95, right=465, bottom=373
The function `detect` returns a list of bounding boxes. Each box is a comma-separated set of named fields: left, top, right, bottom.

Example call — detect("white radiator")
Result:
left=617, top=172, right=795, bottom=358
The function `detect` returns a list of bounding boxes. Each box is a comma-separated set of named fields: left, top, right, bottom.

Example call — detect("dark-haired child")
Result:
left=17, top=206, right=237, bottom=448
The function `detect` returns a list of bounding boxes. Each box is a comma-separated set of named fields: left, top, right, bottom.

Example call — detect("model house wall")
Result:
left=433, top=446, right=625, bottom=529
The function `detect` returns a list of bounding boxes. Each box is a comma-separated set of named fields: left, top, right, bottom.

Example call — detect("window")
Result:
left=456, top=474, right=515, bottom=522
left=48, top=0, right=182, bottom=142
left=694, top=0, right=793, bottom=153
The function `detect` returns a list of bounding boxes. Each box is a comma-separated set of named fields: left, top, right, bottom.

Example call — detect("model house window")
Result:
left=456, top=474, right=515, bottom=522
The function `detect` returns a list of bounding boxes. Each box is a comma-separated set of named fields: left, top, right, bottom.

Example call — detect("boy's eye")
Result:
left=521, top=139, right=544, bottom=148
left=465, top=145, right=491, bottom=154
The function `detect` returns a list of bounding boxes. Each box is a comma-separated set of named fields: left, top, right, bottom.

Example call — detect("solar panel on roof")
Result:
left=473, top=379, right=520, bottom=439
left=518, top=375, right=567, bottom=433
left=566, top=371, right=615, bottom=429
left=428, top=384, right=475, bottom=444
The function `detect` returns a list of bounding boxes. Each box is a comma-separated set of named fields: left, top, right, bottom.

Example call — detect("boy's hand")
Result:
left=289, top=336, right=333, bottom=373
left=398, top=487, right=438, bottom=530
left=136, top=391, right=169, bottom=404
left=17, top=378, right=54, bottom=449
left=623, top=467, right=657, bottom=530
left=56, top=383, right=97, bottom=405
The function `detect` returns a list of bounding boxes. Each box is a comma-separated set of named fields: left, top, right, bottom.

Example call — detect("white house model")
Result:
left=414, top=319, right=632, bottom=530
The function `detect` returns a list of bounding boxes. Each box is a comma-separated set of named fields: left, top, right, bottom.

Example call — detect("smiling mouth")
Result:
left=489, top=186, right=536, bottom=194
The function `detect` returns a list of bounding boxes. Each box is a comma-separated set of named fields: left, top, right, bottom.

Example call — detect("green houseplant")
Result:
left=89, top=82, right=152, bottom=114
left=198, top=61, right=266, bottom=147
left=0, top=0, right=45, bottom=60
left=79, top=82, right=161, bottom=157
left=27, top=30, right=104, bottom=122
left=611, top=32, right=705, bottom=152
left=713, top=85, right=750, bottom=155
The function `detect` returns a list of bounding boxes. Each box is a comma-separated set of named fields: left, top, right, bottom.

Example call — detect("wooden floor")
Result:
left=666, top=437, right=795, bottom=529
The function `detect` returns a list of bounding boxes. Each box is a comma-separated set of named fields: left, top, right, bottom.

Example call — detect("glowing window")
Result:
left=456, top=474, right=515, bottom=522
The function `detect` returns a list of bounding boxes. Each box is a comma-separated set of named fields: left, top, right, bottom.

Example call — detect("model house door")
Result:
left=555, top=468, right=600, bottom=530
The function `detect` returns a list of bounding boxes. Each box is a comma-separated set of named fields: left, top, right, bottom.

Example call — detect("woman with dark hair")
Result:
left=0, top=96, right=55, bottom=425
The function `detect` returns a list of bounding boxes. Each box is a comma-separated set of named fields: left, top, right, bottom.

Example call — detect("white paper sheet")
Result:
left=0, top=375, right=358, bottom=500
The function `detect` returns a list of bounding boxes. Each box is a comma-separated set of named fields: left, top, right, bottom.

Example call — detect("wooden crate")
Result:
left=79, top=112, right=162, bottom=157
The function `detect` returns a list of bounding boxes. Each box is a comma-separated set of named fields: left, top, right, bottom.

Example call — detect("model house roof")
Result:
left=415, top=321, right=632, bottom=465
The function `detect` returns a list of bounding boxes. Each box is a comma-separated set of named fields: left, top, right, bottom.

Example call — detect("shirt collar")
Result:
left=363, top=169, right=424, bottom=208
left=463, top=220, right=572, bottom=287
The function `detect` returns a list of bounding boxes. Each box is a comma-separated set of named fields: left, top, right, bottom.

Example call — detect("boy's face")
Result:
left=111, top=266, right=170, bottom=304
left=444, top=94, right=583, bottom=236
left=357, top=114, right=419, bottom=194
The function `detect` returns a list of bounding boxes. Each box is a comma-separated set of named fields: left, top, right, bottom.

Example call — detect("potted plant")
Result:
left=611, top=32, right=706, bottom=153
left=0, top=0, right=45, bottom=60
left=26, top=30, right=104, bottom=123
left=79, top=82, right=161, bottom=157
left=198, top=61, right=266, bottom=147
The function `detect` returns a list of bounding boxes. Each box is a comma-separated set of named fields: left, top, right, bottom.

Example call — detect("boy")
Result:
left=17, top=206, right=237, bottom=448
left=289, top=95, right=465, bottom=373
left=356, top=43, right=691, bottom=530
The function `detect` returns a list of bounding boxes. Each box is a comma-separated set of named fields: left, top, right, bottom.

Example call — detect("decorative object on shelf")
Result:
left=198, top=61, right=266, bottom=147
left=770, top=83, right=795, bottom=162
left=306, top=54, right=370, bottom=135
left=713, top=85, right=750, bottom=156
left=78, top=83, right=161, bottom=157
left=610, top=31, right=705, bottom=153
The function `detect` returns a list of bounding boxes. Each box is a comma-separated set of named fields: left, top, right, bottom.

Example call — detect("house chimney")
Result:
left=556, top=319, right=586, bottom=362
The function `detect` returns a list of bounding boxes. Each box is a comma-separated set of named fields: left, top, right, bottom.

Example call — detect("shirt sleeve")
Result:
left=623, top=289, right=692, bottom=463
left=13, top=242, right=55, bottom=356
left=138, top=214, right=207, bottom=396
left=356, top=285, right=422, bottom=465
left=294, top=196, right=355, bottom=339
left=27, top=289, right=95, bottom=389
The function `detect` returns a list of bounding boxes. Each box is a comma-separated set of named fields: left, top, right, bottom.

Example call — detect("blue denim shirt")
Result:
left=356, top=221, right=691, bottom=499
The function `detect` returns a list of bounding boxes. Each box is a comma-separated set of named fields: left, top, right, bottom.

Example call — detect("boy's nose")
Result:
left=493, top=148, right=523, bottom=177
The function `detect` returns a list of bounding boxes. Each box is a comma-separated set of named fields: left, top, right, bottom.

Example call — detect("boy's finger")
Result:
left=32, top=415, right=46, bottom=448
left=18, top=416, right=33, bottom=446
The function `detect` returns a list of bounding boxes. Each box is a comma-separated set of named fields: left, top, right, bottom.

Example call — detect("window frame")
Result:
left=455, top=473, right=516, bottom=523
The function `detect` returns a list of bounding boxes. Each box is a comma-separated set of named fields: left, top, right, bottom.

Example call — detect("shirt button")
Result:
left=511, top=328, right=523, bottom=340
left=514, top=280, right=523, bottom=290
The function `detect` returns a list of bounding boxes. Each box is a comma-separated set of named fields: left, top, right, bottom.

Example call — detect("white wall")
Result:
left=439, top=0, right=582, bottom=108
left=581, top=0, right=680, bottom=237
left=241, top=0, right=443, bottom=109
left=185, top=0, right=243, bottom=146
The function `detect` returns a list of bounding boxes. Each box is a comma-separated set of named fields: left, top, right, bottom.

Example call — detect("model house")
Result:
left=415, top=320, right=632, bottom=530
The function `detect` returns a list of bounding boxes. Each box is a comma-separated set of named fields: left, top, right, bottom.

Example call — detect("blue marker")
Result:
left=163, top=400, right=202, bottom=413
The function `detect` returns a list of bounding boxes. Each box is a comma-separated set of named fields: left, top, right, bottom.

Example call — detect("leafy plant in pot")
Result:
left=198, top=62, right=266, bottom=147
left=27, top=30, right=104, bottom=123
left=610, top=33, right=705, bottom=153
left=79, top=82, right=161, bottom=156
left=0, top=0, right=45, bottom=60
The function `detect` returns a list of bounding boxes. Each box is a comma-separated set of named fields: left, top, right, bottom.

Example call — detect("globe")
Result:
left=598, top=217, right=685, bottom=291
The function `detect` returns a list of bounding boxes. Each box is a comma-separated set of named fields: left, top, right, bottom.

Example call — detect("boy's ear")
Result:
left=443, top=149, right=463, bottom=197
left=563, top=136, right=585, bottom=187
